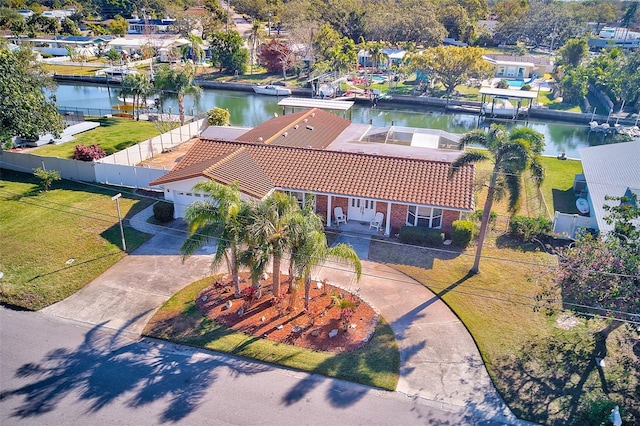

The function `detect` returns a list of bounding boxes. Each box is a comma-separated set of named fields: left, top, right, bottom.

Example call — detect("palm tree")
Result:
left=154, top=63, right=200, bottom=125
left=121, top=73, right=152, bottom=121
left=247, top=192, right=299, bottom=297
left=450, top=125, right=545, bottom=274
left=245, top=20, right=265, bottom=75
left=238, top=238, right=270, bottom=300
left=288, top=204, right=362, bottom=309
left=180, top=181, right=250, bottom=297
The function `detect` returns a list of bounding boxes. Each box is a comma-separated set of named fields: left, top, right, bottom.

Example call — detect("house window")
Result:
left=284, top=191, right=314, bottom=210
left=407, top=206, right=443, bottom=228
left=497, top=66, right=505, bottom=76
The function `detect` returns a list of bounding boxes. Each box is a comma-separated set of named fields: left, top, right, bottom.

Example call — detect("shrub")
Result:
left=207, top=107, right=231, bottom=126
left=399, top=226, right=444, bottom=247
left=509, top=215, right=552, bottom=242
left=33, top=167, right=61, bottom=191
left=521, top=84, right=532, bottom=91
left=73, top=144, right=106, bottom=161
left=153, top=201, right=174, bottom=223
left=495, top=79, right=510, bottom=89
left=451, top=220, right=474, bottom=248
left=469, top=209, right=497, bottom=229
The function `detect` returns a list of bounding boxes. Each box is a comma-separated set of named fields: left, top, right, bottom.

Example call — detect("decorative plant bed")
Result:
left=196, top=273, right=378, bottom=352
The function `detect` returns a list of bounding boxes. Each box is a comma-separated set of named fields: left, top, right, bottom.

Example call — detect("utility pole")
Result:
left=111, top=193, right=127, bottom=252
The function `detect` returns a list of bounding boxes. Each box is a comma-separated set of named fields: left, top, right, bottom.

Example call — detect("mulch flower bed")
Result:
left=196, top=273, right=378, bottom=352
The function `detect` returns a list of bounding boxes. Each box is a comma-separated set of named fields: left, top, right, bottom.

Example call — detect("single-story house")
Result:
left=127, top=17, right=176, bottom=34
left=106, top=36, right=191, bottom=61
left=13, top=35, right=108, bottom=57
left=357, top=49, right=407, bottom=69
left=483, top=54, right=553, bottom=79
left=589, top=27, right=640, bottom=50
left=150, top=108, right=475, bottom=237
left=553, top=141, right=640, bottom=238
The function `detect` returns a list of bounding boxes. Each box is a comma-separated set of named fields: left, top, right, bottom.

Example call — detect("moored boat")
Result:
left=252, top=85, right=291, bottom=96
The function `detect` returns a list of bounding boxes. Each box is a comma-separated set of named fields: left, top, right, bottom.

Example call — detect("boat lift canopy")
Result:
left=479, top=87, right=538, bottom=100
left=278, top=97, right=354, bottom=120
left=479, top=88, right=538, bottom=120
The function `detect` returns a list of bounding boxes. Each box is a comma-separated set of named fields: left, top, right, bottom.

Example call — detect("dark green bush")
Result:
left=451, top=220, right=474, bottom=248
left=153, top=201, right=174, bottom=223
left=399, top=226, right=444, bottom=247
left=521, top=84, right=532, bottom=91
left=509, top=215, right=552, bottom=242
left=469, top=209, right=497, bottom=230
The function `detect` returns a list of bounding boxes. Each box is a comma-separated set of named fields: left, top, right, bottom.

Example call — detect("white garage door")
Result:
left=172, top=191, right=200, bottom=218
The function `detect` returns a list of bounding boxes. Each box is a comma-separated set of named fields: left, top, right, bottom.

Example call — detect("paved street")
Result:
left=1, top=307, right=471, bottom=425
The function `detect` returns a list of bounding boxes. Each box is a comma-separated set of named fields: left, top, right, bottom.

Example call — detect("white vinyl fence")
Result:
left=1, top=119, right=207, bottom=190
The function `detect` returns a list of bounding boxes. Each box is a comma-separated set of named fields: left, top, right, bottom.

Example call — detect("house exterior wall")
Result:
left=442, top=209, right=462, bottom=237
left=390, top=203, right=408, bottom=234
left=315, top=194, right=328, bottom=222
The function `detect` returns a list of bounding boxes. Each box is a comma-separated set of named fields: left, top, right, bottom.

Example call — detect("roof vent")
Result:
left=372, top=152, right=378, bottom=155
left=258, top=137, right=263, bottom=142
left=306, top=125, right=314, bottom=130
left=294, top=124, right=299, bottom=129
left=311, top=112, right=315, bottom=117
left=306, top=145, right=312, bottom=149
left=283, top=132, right=288, bottom=137
left=303, top=119, right=308, bottom=123
left=358, top=150, right=364, bottom=154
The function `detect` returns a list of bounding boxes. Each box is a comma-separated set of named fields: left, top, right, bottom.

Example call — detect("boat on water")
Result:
left=482, top=97, right=529, bottom=118
left=117, top=96, right=157, bottom=107
left=253, top=85, right=291, bottom=96
left=589, top=121, right=612, bottom=134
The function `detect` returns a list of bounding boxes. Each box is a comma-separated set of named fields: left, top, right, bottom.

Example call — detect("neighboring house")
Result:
left=589, top=26, right=640, bottom=50
left=127, top=17, right=176, bottom=34
left=553, top=141, right=640, bottom=238
left=357, top=49, right=407, bottom=69
left=149, top=108, right=475, bottom=237
left=106, top=35, right=190, bottom=61
left=12, top=35, right=108, bottom=57
left=483, top=54, right=553, bottom=79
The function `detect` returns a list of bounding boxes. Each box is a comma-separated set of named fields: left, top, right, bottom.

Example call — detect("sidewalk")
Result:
left=43, top=205, right=528, bottom=424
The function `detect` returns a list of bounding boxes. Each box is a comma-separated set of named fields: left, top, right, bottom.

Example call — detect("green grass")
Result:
left=539, top=156, right=583, bottom=216
left=368, top=240, right=639, bottom=425
left=0, top=170, right=153, bottom=310
left=144, top=277, right=400, bottom=390
left=33, top=117, right=161, bottom=159
left=43, top=63, right=104, bottom=76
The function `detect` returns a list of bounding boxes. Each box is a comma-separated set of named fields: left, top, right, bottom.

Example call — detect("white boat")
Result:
left=117, top=96, right=156, bottom=107
left=589, top=121, right=611, bottom=134
left=482, top=98, right=528, bottom=118
left=252, top=85, right=291, bottom=96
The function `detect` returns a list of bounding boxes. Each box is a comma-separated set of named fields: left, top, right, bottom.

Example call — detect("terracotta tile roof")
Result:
left=151, top=139, right=475, bottom=210
left=236, top=108, right=351, bottom=150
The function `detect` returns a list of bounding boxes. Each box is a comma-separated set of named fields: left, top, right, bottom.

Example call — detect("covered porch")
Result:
left=326, top=220, right=384, bottom=236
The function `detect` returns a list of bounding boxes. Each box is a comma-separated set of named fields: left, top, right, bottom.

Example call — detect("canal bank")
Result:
left=53, top=74, right=638, bottom=127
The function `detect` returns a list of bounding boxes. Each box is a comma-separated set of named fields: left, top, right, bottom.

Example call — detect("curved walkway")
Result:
left=42, top=204, right=528, bottom=424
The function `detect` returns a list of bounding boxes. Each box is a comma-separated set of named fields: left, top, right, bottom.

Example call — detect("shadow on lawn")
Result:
left=368, top=239, right=461, bottom=269
left=493, top=322, right=639, bottom=425
left=0, top=312, right=268, bottom=423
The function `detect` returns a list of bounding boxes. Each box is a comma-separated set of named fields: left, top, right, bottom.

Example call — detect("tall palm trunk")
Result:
left=272, top=256, right=282, bottom=296
left=304, top=274, right=312, bottom=310
left=226, top=247, right=240, bottom=296
left=472, top=165, right=499, bottom=274
left=178, top=92, right=185, bottom=125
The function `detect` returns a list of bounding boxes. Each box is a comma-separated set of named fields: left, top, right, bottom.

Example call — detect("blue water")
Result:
left=508, top=80, right=524, bottom=88
left=51, top=83, right=618, bottom=159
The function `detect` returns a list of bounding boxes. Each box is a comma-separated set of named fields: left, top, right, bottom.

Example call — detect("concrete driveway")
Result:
left=42, top=205, right=526, bottom=424
left=42, top=209, right=215, bottom=338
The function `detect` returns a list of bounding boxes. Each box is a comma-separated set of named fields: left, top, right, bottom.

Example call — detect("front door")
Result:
left=347, top=198, right=376, bottom=222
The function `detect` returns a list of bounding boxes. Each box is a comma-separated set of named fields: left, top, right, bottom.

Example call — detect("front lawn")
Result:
left=144, top=277, right=400, bottom=390
left=0, top=170, right=153, bottom=310
left=369, top=239, right=639, bottom=425
left=32, top=117, right=161, bottom=159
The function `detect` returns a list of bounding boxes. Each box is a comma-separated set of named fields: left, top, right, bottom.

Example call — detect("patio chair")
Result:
left=334, top=207, right=347, bottom=225
left=369, top=212, right=384, bottom=231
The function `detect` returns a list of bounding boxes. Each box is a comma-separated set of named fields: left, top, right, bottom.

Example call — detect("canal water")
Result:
left=52, top=83, right=617, bottom=159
